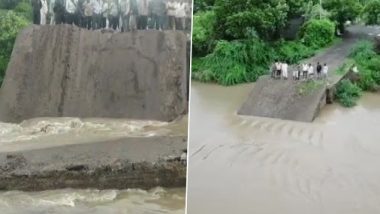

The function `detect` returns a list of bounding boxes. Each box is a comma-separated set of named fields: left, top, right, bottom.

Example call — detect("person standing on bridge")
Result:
left=323, top=63, right=329, bottom=78
left=108, top=0, right=119, bottom=30
left=316, top=62, right=322, bottom=79
left=275, top=61, right=282, bottom=79
left=137, top=0, right=149, bottom=30
left=83, top=0, right=93, bottom=29
left=53, top=0, right=65, bottom=24
left=308, top=63, right=314, bottom=79
left=302, top=63, right=308, bottom=79
left=65, top=0, right=78, bottom=25
left=281, top=61, right=288, bottom=80
left=32, top=0, right=42, bottom=24
left=40, top=0, right=48, bottom=25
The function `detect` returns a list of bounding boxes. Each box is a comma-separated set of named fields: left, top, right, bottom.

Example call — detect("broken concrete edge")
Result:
left=0, top=25, right=188, bottom=123
left=0, top=135, right=187, bottom=191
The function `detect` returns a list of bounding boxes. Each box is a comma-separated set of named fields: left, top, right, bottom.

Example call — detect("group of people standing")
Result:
left=31, top=0, right=192, bottom=31
left=272, top=61, right=329, bottom=80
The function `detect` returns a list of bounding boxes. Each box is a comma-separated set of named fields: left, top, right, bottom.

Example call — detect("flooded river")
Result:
left=0, top=188, right=185, bottom=214
left=187, top=81, right=380, bottom=214
left=0, top=117, right=187, bottom=213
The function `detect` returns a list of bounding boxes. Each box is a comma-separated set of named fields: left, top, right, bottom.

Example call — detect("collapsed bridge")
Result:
left=0, top=24, right=188, bottom=123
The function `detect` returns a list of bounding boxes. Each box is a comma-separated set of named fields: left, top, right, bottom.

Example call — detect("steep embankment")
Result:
left=0, top=25, right=188, bottom=123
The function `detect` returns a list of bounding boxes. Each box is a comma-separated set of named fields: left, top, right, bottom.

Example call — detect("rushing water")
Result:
left=0, top=187, right=185, bottom=214
left=0, top=117, right=187, bottom=213
left=187, top=81, right=380, bottom=214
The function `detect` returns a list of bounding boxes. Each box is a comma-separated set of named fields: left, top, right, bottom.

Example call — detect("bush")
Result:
left=349, top=40, right=376, bottom=60
left=192, top=11, right=216, bottom=56
left=214, top=0, right=289, bottom=40
left=275, top=40, right=315, bottom=64
left=362, top=0, right=380, bottom=25
left=192, top=39, right=274, bottom=85
left=348, top=40, right=380, bottom=90
left=14, top=1, right=32, bottom=21
left=336, top=79, right=362, bottom=107
left=300, top=19, right=335, bottom=48
left=0, top=11, right=29, bottom=85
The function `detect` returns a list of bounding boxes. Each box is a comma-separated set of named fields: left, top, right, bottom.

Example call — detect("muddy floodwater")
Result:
left=0, top=117, right=187, bottom=213
left=0, top=188, right=185, bottom=214
left=187, top=81, right=380, bottom=214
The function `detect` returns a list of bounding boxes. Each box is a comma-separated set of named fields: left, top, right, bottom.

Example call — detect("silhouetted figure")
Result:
left=32, top=0, right=42, bottom=24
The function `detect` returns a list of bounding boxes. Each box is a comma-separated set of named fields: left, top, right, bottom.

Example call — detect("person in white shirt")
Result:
left=137, top=0, right=149, bottom=29
left=92, top=0, right=102, bottom=29
left=166, top=0, right=176, bottom=30
left=65, top=0, right=78, bottom=25
left=302, top=63, right=308, bottom=79
left=40, top=0, right=48, bottom=25
left=49, top=0, right=56, bottom=24
left=109, top=0, right=119, bottom=29
left=308, top=63, right=314, bottom=79
left=100, top=0, right=109, bottom=29
left=83, top=0, right=93, bottom=29
left=175, top=1, right=186, bottom=30
left=281, top=62, right=288, bottom=80
left=323, top=63, right=329, bottom=78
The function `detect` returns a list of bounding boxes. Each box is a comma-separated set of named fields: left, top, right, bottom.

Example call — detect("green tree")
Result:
left=214, top=0, right=289, bottom=40
left=323, top=0, right=363, bottom=32
left=362, top=0, right=380, bottom=25
left=0, top=11, right=29, bottom=85
left=0, top=0, right=24, bottom=9
left=193, top=10, right=217, bottom=56
left=300, top=19, right=336, bottom=48
left=194, top=0, right=216, bottom=13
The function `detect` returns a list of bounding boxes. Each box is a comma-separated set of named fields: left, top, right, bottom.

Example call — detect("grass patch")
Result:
left=335, top=59, right=355, bottom=75
left=297, top=80, right=325, bottom=96
left=334, top=40, right=380, bottom=107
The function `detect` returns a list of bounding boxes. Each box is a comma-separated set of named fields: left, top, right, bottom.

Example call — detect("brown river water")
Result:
left=187, top=81, right=380, bottom=214
left=0, top=117, right=187, bottom=213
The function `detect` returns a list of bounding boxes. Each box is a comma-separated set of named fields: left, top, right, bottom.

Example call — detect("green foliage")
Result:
left=362, top=0, right=380, bottom=25
left=286, top=0, right=309, bottom=18
left=192, top=39, right=274, bottom=85
left=214, top=0, right=289, bottom=40
left=323, top=0, right=363, bottom=31
left=0, top=11, right=29, bottom=85
left=300, top=19, right=336, bottom=48
left=297, top=80, right=325, bottom=96
left=0, top=0, right=24, bottom=9
left=275, top=40, right=315, bottom=64
left=336, top=79, right=362, bottom=107
left=346, top=40, right=380, bottom=91
left=349, top=40, right=376, bottom=60
left=14, top=1, right=32, bottom=20
left=335, top=59, right=355, bottom=75
left=194, top=0, right=215, bottom=13
left=304, top=3, right=331, bottom=20
left=192, top=11, right=216, bottom=57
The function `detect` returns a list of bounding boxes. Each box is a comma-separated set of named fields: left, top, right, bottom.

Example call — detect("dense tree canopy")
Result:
left=323, top=0, right=363, bottom=31
left=214, top=0, right=290, bottom=40
left=362, top=0, right=380, bottom=25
